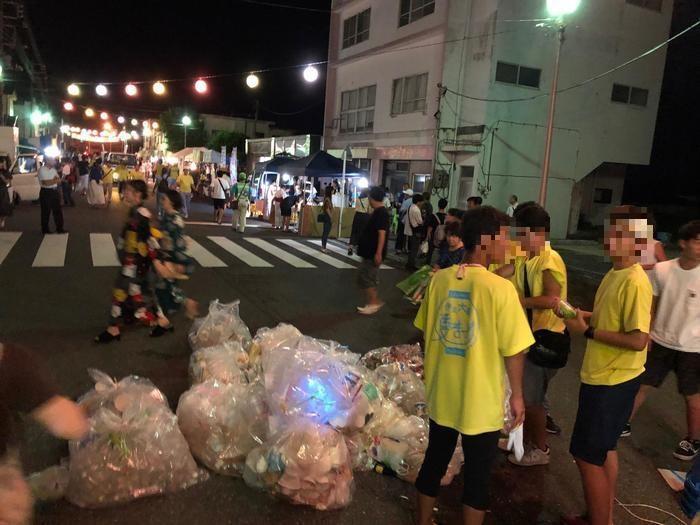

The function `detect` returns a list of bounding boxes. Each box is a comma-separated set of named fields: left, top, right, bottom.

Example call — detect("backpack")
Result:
left=157, top=175, right=170, bottom=194
left=432, top=214, right=447, bottom=247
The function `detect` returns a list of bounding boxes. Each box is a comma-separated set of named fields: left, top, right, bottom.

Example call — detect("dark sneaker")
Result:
left=546, top=415, right=561, bottom=435
left=673, top=438, right=700, bottom=461
left=620, top=422, right=631, bottom=438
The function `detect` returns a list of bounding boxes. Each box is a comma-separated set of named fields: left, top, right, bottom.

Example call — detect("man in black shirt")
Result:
left=357, top=186, right=390, bottom=315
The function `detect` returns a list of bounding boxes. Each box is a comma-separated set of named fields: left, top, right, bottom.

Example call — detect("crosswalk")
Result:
left=0, top=232, right=397, bottom=272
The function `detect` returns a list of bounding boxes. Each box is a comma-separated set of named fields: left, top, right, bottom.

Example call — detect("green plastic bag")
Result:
left=396, top=265, right=433, bottom=297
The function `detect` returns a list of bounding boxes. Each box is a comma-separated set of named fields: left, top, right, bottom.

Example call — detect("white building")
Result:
left=200, top=113, right=295, bottom=140
left=323, top=0, right=672, bottom=238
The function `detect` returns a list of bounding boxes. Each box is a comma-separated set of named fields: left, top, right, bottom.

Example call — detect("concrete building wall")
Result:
left=200, top=114, right=276, bottom=139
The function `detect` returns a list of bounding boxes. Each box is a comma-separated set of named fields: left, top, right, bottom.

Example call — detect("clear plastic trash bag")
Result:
left=242, top=419, right=354, bottom=510
left=188, top=340, right=251, bottom=385
left=188, top=299, right=252, bottom=351
left=177, top=380, right=269, bottom=476
left=27, top=464, right=69, bottom=502
left=360, top=344, right=424, bottom=378
left=372, top=363, right=426, bottom=417
left=65, top=369, right=206, bottom=508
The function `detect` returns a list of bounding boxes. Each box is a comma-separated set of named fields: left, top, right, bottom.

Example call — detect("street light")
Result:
left=538, top=0, right=581, bottom=207
left=303, top=65, right=319, bottom=83
left=63, top=102, right=74, bottom=111
left=85, top=107, right=95, bottom=117
left=67, top=83, right=80, bottom=96
left=246, top=74, right=260, bottom=89
left=182, top=115, right=192, bottom=148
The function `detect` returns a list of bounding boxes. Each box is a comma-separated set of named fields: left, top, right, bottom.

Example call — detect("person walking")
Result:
left=76, top=154, right=89, bottom=196
left=176, top=168, right=195, bottom=218
left=624, top=220, right=700, bottom=460
left=395, top=188, right=413, bottom=254
left=101, top=162, right=114, bottom=207
left=38, top=158, right=66, bottom=234
left=281, top=188, right=296, bottom=232
left=230, top=172, right=250, bottom=233
left=348, top=189, right=370, bottom=256
left=506, top=195, right=519, bottom=217
left=404, top=193, right=424, bottom=271
left=356, top=186, right=390, bottom=315
left=272, top=186, right=284, bottom=230
left=209, top=171, right=230, bottom=225
left=60, top=159, right=75, bottom=207
left=425, top=198, right=447, bottom=265
left=95, top=180, right=158, bottom=344
left=86, top=158, right=106, bottom=207
left=155, top=164, right=171, bottom=218
left=0, top=159, right=12, bottom=229
left=320, top=185, right=333, bottom=252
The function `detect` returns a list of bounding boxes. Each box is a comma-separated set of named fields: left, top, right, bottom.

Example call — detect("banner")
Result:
left=230, top=147, right=238, bottom=178
left=220, top=146, right=226, bottom=168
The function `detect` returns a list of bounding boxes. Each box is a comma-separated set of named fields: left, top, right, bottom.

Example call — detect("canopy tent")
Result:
left=253, top=152, right=299, bottom=176
left=283, top=150, right=364, bottom=179
left=172, top=147, right=221, bottom=163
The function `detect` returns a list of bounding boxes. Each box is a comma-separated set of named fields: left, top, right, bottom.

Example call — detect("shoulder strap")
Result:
left=523, top=262, right=533, bottom=328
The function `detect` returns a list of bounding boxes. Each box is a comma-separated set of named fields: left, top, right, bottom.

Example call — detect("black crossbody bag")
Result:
left=524, top=263, right=571, bottom=369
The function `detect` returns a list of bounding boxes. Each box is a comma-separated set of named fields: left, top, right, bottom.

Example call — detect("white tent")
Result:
left=172, top=147, right=221, bottom=164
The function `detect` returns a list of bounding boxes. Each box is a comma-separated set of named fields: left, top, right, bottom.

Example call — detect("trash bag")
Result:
left=262, top=338, right=370, bottom=433
left=360, top=344, right=424, bottom=378
left=372, top=363, right=426, bottom=417
left=65, top=370, right=206, bottom=508
left=177, top=380, right=269, bottom=476
left=27, top=464, right=69, bottom=502
left=188, top=299, right=252, bottom=351
left=188, top=341, right=251, bottom=385
left=396, top=265, right=433, bottom=303
left=242, top=419, right=354, bottom=510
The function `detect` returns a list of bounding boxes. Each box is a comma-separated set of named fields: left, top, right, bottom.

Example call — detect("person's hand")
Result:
left=506, top=394, right=525, bottom=431
left=373, top=253, right=382, bottom=267
left=565, top=308, right=590, bottom=335
left=542, top=296, right=561, bottom=310
left=0, top=468, right=33, bottom=525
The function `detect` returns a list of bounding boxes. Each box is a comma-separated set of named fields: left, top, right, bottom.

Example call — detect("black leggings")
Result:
left=415, top=420, right=500, bottom=511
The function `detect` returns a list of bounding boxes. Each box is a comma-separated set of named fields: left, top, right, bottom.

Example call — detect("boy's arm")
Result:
left=31, top=396, right=89, bottom=441
left=522, top=269, right=561, bottom=310
left=504, top=352, right=526, bottom=430
left=566, top=309, right=649, bottom=351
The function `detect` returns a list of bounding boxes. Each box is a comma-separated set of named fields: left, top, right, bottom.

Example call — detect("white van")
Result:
left=7, top=153, right=41, bottom=203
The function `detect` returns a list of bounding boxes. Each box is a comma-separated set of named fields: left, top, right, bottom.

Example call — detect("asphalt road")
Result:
left=0, top=192, right=690, bottom=524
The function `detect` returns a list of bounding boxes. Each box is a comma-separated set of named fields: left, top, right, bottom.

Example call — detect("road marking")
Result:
left=185, top=221, right=266, bottom=228
left=208, top=236, right=273, bottom=268
left=90, top=233, right=119, bottom=267
left=0, top=232, right=21, bottom=265
left=278, top=239, right=355, bottom=269
left=310, top=239, right=393, bottom=269
left=245, top=238, right=316, bottom=268
left=33, top=234, right=68, bottom=267
left=185, top=237, right=227, bottom=267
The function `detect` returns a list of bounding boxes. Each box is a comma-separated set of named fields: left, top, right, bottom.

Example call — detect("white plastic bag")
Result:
left=177, top=380, right=268, bottom=476
left=188, top=340, right=251, bottom=385
left=503, top=374, right=524, bottom=461
left=372, top=363, right=426, bottom=417
left=188, top=299, right=252, bottom=351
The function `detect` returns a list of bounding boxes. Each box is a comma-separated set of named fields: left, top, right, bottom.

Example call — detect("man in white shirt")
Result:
left=38, top=158, right=65, bottom=234
left=506, top=194, right=518, bottom=217
left=626, top=220, right=700, bottom=460
left=404, top=193, right=424, bottom=271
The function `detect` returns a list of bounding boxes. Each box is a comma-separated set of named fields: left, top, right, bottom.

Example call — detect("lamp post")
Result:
left=181, top=115, right=192, bottom=149
left=538, top=0, right=581, bottom=207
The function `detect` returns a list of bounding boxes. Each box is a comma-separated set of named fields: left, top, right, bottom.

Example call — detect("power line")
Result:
left=238, top=0, right=330, bottom=13
left=445, top=18, right=700, bottom=103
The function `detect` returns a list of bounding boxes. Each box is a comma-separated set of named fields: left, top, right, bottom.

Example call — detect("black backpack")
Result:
left=157, top=175, right=169, bottom=194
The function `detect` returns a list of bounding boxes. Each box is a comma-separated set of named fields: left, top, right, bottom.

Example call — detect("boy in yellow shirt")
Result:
left=414, top=206, right=534, bottom=525
left=564, top=206, right=652, bottom=525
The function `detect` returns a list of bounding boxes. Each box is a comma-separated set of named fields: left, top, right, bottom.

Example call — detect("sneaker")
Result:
left=508, top=446, right=550, bottom=467
left=357, top=303, right=384, bottom=315
left=546, top=415, right=562, bottom=435
left=620, top=422, right=631, bottom=438
left=673, top=438, right=700, bottom=461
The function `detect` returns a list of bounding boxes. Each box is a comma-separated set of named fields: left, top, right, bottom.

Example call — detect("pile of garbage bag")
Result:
left=65, top=369, right=206, bottom=508
left=360, top=344, right=424, bottom=378
left=188, top=299, right=252, bottom=351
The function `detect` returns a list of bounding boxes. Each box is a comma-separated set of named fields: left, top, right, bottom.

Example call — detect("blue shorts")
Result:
left=570, top=377, right=640, bottom=466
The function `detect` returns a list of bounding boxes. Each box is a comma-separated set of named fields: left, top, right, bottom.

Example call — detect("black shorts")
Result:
left=570, top=377, right=640, bottom=466
left=212, top=198, right=226, bottom=210
left=641, top=341, right=700, bottom=395
left=415, top=420, right=499, bottom=511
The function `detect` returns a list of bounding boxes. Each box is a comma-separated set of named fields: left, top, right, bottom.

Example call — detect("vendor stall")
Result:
left=298, top=204, right=355, bottom=239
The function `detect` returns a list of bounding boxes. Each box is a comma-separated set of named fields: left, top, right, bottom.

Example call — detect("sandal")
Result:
left=94, top=331, right=120, bottom=344
left=150, top=325, right=174, bottom=338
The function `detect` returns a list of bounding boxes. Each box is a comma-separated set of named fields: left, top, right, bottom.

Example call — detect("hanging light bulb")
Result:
left=246, top=74, right=260, bottom=89
left=67, top=83, right=81, bottom=96
left=117, top=116, right=125, bottom=124
left=100, top=111, right=109, bottom=120
left=130, top=118, right=138, bottom=126
left=152, top=81, right=166, bottom=95
left=131, top=130, right=140, bottom=140
left=152, top=122, right=159, bottom=130
left=95, top=84, right=108, bottom=96
left=103, top=122, right=113, bottom=131
left=303, top=65, right=319, bottom=83
left=63, top=102, right=74, bottom=111
left=125, top=83, right=138, bottom=97
left=194, top=78, right=208, bottom=93
left=85, top=107, right=95, bottom=117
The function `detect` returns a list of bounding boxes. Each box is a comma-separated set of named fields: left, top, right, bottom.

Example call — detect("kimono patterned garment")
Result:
left=154, top=211, right=194, bottom=315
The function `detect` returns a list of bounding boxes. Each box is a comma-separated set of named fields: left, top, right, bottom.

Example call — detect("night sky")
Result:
left=25, top=0, right=700, bottom=206
left=27, top=0, right=332, bottom=133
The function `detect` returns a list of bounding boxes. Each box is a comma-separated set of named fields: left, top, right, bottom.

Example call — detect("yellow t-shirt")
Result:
left=177, top=174, right=194, bottom=193
left=113, top=166, right=128, bottom=182
left=101, top=166, right=113, bottom=183
left=510, top=245, right=567, bottom=333
left=129, top=169, right=144, bottom=181
left=581, top=263, right=652, bottom=386
left=414, top=265, right=534, bottom=435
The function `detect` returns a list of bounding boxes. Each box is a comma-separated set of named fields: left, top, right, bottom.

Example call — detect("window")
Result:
left=626, top=0, right=662, bottom=12
left=593, top=188, right=613, bottom=204
left=356, top=159, right=371, bottom=172
left=339, top=85, right=376, bottom=133
left=611, top=83, right=649, bottom=107
left=399, top=0, right=435, bottom=27
left=342, top=8, right=371, bottom=48
left=495, top=61, right=541, bottom=89
left=391, top=73, right=428, bottom=115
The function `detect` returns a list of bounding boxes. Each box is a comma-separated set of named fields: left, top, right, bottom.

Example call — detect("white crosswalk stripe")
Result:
left=33, top=234, right=68, bottom=267
left=278, top=239, right=355, bottom=269
left=245, top=238, right=316, bottom=268
left=90, top=233, right=120, bottom=267
left=185, top=237, right=228, bottom=268
left=308, top=239, right=393, bottom=269
left=0, top=232, right=21, bottom=265
left=208, top=236, right=273, bottom=268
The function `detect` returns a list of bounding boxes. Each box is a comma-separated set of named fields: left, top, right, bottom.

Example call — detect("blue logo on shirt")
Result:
left=433, top=290, right=477, bottom=357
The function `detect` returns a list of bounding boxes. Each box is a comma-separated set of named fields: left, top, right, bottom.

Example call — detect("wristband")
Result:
left=584, top=326, right=595, bottom=340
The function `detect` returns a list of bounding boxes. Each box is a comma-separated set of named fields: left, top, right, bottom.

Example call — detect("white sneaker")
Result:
left=357, top=303, right=384, bottom=315
left=508, top=446, right=550, bottom=467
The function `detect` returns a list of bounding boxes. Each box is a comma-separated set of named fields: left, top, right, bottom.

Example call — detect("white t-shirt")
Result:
left=650, top=259, right=700, bottom=353
left=38, top=166, right=59, bottom=189
left=209, top=177, right=230, bottom=200
left=404, top=203, right=423, bottom=236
